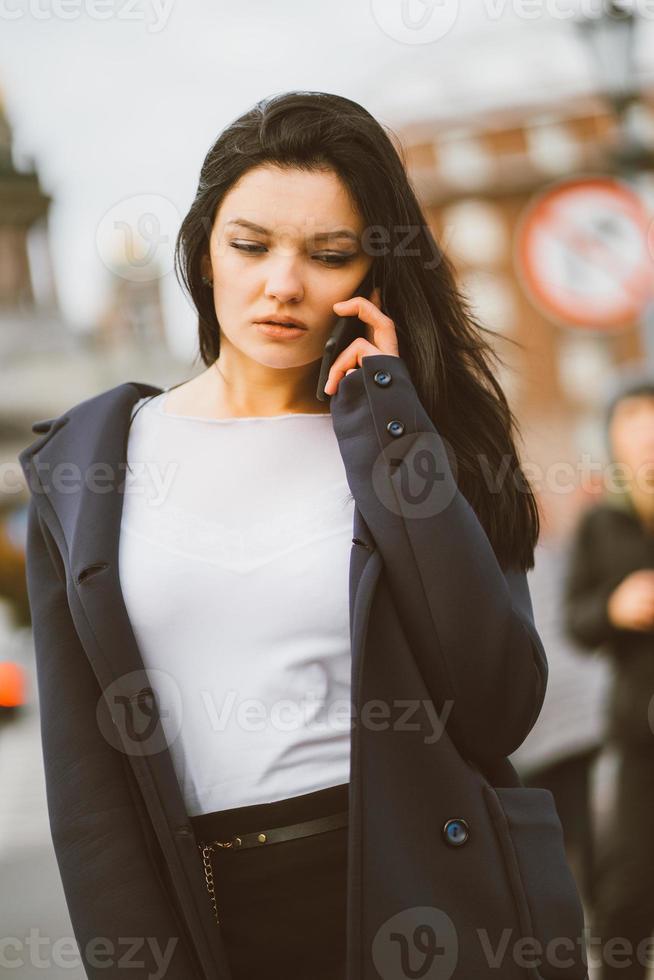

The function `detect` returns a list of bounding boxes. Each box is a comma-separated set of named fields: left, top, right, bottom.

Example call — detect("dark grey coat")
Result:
left=19, top=353, right=588, bottom=979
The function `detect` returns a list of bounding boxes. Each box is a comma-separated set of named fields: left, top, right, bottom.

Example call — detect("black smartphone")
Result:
left=316, top=265, right=377, bottom=402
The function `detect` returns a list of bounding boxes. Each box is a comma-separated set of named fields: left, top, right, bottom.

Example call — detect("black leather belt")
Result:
left=198, top=808, right=348, bottom=852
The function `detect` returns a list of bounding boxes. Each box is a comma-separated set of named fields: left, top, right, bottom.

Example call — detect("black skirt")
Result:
left=189, top=782, right=349, bottom=980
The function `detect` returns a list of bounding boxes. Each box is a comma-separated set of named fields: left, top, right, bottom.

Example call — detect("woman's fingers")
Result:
left=324, top=287, right=399, bottom=396
left=324, top=336, right=396, bottom=396
left=332, top=289, right=399, bottom=356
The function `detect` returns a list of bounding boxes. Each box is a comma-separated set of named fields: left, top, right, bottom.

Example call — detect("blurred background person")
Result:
left=563, top=369, right=654, bottom=980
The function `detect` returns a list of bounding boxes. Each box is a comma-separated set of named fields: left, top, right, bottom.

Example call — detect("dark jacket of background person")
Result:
left=18, top=355, right=590, bottom=980
left=563, top=496, right=654, bottom=747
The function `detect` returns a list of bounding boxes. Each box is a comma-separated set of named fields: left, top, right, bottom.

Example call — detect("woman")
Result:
left=19, top=92, right=565, bottom=980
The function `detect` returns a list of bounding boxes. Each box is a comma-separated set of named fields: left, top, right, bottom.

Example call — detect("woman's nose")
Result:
left=263, top=265, right=304, bottom=304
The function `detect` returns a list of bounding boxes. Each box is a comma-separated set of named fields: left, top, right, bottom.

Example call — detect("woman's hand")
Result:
left=323, top=286, right=400, bottom=396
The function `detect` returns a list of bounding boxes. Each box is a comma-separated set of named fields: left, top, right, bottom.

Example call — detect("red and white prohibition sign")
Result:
left=515, top=176, right=653, bottom=331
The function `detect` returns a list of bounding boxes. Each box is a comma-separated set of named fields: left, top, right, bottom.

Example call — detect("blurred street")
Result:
left=0, top=640, right=85, bottom=978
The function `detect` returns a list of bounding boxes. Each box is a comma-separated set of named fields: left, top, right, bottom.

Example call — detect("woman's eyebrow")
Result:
left=225, top=218, right=359, bottom=243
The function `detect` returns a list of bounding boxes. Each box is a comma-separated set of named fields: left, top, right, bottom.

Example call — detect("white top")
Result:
left=118, top=390, right=355, bottom=816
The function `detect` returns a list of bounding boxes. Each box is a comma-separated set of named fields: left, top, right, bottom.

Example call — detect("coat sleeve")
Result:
left=561, top=506, right=623, bottom=653
left=329, top=353, right=548, bottom=764
left=23, top=496, right=204, bottom=979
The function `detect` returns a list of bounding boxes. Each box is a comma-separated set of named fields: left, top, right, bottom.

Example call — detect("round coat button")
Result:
left=373, top=369, right=392, bottom=386
left=442, top=818, right=470, bottom=846
left=386, top=420, right=405, bottom=437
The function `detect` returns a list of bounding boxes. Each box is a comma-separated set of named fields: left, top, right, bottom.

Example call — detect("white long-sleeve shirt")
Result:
left=118, top=390, right=355, bottom=816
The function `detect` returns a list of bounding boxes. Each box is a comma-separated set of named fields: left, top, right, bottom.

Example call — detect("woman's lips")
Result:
left=255, top=322, right=307, bottom=339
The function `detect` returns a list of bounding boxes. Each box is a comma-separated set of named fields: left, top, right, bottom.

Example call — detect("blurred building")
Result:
left=398, top=89, right=654, bottom=536
left=95, top=253, right=168, bottom=353
left=0, top=84, right=186, bottom=558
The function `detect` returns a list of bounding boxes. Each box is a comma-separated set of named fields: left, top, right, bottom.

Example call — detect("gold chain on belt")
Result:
left=198, top=836, right=241, bottom=927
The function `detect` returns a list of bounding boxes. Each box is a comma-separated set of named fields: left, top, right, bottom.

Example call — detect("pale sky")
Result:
left=1, top=0, right=653, bottom=359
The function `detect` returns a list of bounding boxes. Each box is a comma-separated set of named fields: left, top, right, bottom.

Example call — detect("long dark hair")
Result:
left=142, top=90, right=540, bottom=572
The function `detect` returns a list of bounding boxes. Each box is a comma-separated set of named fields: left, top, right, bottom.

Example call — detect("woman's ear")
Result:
left=200, top=253, right=212, bottom=280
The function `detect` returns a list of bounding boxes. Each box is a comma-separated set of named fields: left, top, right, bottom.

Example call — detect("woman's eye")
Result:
left=229, top=242, right=354, bottom=266
left=230, top=242, right=266, bottom=254
left=315, top=253, right=356, bottom=266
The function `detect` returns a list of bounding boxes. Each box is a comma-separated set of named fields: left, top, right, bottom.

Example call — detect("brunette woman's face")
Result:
left=201, top=164, right=373, bottom=369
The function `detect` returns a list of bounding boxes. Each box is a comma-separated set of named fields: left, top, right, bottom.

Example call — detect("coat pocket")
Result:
left=483, top=784, right=588, bottom=980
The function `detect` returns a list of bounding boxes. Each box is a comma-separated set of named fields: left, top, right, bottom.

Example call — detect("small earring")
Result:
left=201, top=275, right=213, bottom=287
